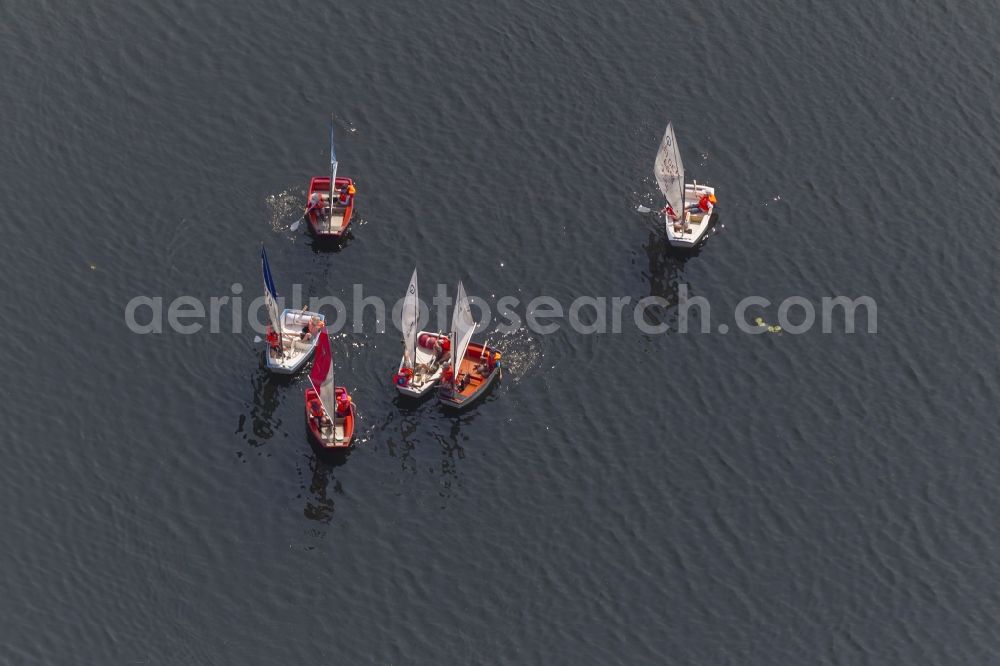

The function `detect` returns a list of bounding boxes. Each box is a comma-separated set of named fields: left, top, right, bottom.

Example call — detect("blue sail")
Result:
left=261, top=245, right=282, bottom=337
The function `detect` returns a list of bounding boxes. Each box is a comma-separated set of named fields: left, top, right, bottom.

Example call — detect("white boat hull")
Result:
left=265, top=309, right=327, bottom=374
left=666, top=184, right=715, bottom=248
left=395, top=330, right=445, bottom=397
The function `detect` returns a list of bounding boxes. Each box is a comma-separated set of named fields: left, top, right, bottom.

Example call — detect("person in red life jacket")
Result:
left=266, top=325, right=281, bottom=353
left=687, top=192, right=717, bottom=215
left=306, top=192, right=326, bottom=221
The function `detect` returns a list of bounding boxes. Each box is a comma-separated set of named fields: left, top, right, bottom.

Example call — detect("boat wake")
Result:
left=265, top=187, right=304, bottom=235
left=631, top=175, right=660, bottom=215
left=487, top=327, right=543, bottom=387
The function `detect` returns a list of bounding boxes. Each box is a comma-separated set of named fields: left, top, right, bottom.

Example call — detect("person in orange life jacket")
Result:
left=309, top=398, right=327, bottom=429
left=687, top=192, right=716, bottom=214
left=335, top=392, right=351, bottom=415
left=307, top=192, right=326, bottom=221
left=338, top=183, right=356, bottom=205
left=300, top=313, right=323, bottom=341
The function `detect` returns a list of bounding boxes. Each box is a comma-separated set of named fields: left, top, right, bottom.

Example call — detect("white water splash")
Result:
left=491, top=327, right=542, bottom=386
left=265, top=188, right=304, bottom=232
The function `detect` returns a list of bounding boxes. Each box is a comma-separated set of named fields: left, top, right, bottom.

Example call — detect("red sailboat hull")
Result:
left=305, top=387, right=356, bottom=449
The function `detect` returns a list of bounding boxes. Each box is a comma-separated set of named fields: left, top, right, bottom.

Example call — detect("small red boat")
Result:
left=305, top=119, right=355, bottom=239
left=304, top=329, right=356, bottom=449
left=306, top=176, right=355, bottom=238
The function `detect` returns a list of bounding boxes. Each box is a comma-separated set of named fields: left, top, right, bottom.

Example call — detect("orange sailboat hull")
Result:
left=438, top=342, right=501, bottom=410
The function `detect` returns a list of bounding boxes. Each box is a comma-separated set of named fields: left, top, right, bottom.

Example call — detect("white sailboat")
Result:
left=655, top=122, right=717, bottom=248
left=393, top=267, right=447, bottom=398
left=261, top=245, right=326, bottom=374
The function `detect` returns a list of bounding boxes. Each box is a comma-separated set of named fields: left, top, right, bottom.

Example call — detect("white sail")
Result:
left=450, top=281, right=477, bottom=374
left=320, top=349, right=336, bottom=414
left=401, top=267, right=419, bottom=368
left=654, top=122, right=685, bottom=218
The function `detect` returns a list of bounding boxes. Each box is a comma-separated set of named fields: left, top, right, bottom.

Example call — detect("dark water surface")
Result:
left=2, top=0, right=998, bottom=662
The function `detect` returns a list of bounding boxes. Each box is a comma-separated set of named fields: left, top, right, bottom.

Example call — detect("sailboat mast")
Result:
left=261, top=245, right=283, bottom=344
left=451, top=331, right=457, bottom=385
left=678, top=133, right=686, bottom=217
left=328, top=115, right=338, bottom=223
left=412, top=284, right=418, bottom=370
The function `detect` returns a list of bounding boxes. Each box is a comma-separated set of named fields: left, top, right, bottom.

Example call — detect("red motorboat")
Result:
left=304, top=329, right=355, bottom=449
